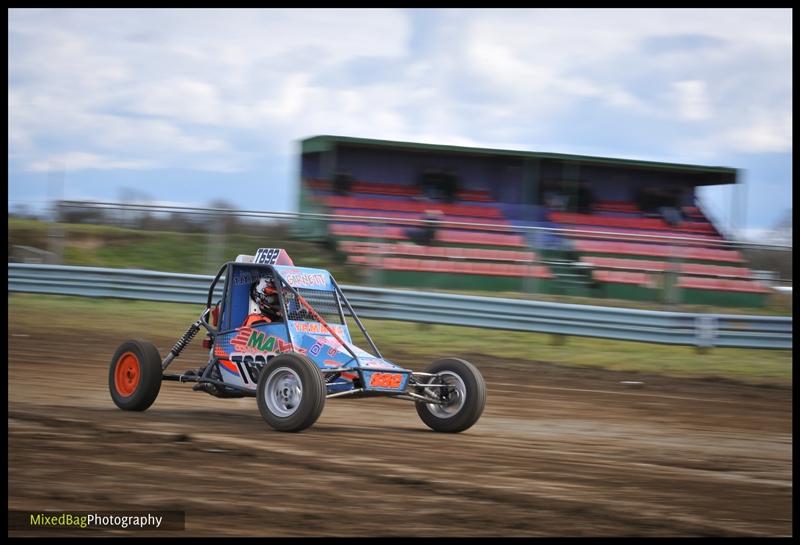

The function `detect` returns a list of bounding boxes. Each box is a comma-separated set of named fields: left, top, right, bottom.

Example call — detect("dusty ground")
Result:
left=8, top=324, right=792, bottom=537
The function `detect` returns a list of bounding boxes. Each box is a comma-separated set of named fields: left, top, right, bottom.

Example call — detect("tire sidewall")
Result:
left=256, top=353, right=326, bottom=432
left=108, top=339, right=163, bottom=411
left=416, top=357, right=486, bottom=433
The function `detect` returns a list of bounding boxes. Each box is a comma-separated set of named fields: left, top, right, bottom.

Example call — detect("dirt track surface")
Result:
left=8, top=325, right=792, bottom=537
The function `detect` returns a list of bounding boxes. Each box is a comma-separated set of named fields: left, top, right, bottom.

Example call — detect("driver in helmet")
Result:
left=244, top=274, right=283, bottom=326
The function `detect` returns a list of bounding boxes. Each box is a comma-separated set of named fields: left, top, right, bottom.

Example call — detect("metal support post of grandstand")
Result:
left=729, top=175, right=738, bottom=239
left=524, top=231, right=540, bottom=297
left=205, top=213, right=226, bottom=276
left=367, top=221, right=384, bottom=288
left=46, top=169, right=64, bottom=265
left=523, top=157, right=541, bottom=297
left=320, top=147, right=337, bottom=182
left=562, top=160, right=580, bottom=213
left=664, top=242, right=681, bottom=308
left=292, top=177, right=327, bottom=240
left=522, top=157, right=540, bottom=208
left=735, top=172, right=747, bottom=242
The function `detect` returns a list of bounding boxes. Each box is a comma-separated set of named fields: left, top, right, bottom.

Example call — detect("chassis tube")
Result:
left=326, top=388, right=366, bottom=398
left=389, top=393, right=445, bottom=404
left=330, top=276, right=382, bottom=359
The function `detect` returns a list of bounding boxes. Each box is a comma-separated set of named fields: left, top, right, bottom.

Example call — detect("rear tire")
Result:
left=109, top=340, right=163, bottom=411
left=257, top=353, right=326, bottom=432
left=415, top=358, right=486, bottom=433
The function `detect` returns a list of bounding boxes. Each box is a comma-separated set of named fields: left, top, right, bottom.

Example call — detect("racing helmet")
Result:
left=250, top=275, right=281, bottom=317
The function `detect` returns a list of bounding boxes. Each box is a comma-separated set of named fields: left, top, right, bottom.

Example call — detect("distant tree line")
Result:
left=8, top=203, right=45, bottom=221
left=49, top=199, right=290, bottom=238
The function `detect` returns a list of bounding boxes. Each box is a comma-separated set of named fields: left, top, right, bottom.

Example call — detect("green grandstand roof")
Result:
left=301, top=135, right=737, bottom=184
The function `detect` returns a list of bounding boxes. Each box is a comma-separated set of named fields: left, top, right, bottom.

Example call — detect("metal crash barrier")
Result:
left=8, top=263, right=792, bottom=350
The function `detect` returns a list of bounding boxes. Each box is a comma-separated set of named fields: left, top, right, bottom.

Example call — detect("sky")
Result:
left=7, top=8, right=793, bottom=239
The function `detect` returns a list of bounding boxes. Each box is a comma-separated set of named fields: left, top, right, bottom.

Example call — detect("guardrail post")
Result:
left=695, top=314, right=717, bottom=353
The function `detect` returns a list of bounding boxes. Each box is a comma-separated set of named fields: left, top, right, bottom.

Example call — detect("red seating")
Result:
left=582, top=257, right=668, bottom=272
left=332, top=208, right=511, bottom=230
left=582, top=257, right=753, bottom=278
left=327, top=187, right=759, bottom=298
left=307, top=178, right=493, bottom=202
left=361, top=256, right=552, bottom=278
left=683, top=206, right=700, bottom=214
left=573, top=239, right=744, bottom=263
left=307, top=178, right=331, bottom=191
left=593, top=201, right=640, bottom=213
left=339, top=240, right=535, bottom=262
left=324, top=196, right=503, bottom=218
left=551, top=212, right=716, bottom=235
left=593, top=270, right=654, bottom=287
left=436, top=230, right=526, bottom=247
left=458, top=189, right=494, bottom=202
left=308, top=179, right=417, bottom=196
left=329, top=224, right=527, bottom=247
left=681, top=263, right=751, bottom=278
left=330, top=223, right=406, bottom=240
left=564, top=225, right=722, bottom=243
left=677, top=276, right=768, bottom=294
left=348, top=254, right=369, bottom=265
left=351, top=181, right=416, bottom=196
left=683, top=247, right=744, bottom=262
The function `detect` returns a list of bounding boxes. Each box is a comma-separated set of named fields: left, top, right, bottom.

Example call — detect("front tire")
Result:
left=256, top=353, right=326, bottom=432
left=415, top=358, right=486, bottom=433
left=109, top=340, right=163, bottom=411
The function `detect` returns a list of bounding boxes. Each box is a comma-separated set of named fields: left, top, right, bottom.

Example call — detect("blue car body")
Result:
left=211, top=262, right=411, bottom=396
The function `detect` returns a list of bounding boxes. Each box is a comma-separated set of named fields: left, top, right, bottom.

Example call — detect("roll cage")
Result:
left=158, top=261, right=445, bottom=405
left=203, top=261, right=383, bottom=363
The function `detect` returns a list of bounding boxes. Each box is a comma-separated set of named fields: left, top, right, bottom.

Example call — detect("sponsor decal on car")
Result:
left=293, top=322, right=345, bottom=336
left=218, top=359, right=240, bottom=376
left=283, top=270, right=327, bottom=288
left=220, top=328, right=305, bottom=359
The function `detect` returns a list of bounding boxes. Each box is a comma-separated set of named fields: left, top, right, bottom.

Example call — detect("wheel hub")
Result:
left=426, top=371, right=466, bottom=418
left=114, top=352, right=141, bottom=397
left=264, top=367, right=303, bottom=417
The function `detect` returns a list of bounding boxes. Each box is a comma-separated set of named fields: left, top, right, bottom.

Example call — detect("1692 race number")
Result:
left=369, top=373, right=403, bottom=389
left=254, top=248, right=280, bottom=265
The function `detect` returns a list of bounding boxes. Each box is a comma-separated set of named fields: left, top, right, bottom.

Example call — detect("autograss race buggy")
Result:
left=109, top=248, right=486, bottom=432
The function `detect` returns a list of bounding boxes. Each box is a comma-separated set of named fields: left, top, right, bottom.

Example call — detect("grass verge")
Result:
left=9, top=294, right=791, bottom=385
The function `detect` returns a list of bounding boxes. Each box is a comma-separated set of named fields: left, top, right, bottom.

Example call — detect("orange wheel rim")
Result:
left=114, top=352, right=140, bottom=397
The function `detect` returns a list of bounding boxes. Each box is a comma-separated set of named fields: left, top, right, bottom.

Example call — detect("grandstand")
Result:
left=298, top=135, right=768, bottom=307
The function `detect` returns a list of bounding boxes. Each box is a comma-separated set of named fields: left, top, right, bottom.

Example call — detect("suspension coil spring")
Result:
left=170, top=322, right=201, bottom=357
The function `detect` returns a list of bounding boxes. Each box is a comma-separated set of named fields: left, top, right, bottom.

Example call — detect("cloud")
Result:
left=452, top=9, right=790, bottom=148
left=641, top=33, right=726, bottom=55
left=8, top=8, right=792, bottom=228
left=716, top=113, right=793, bottom=154
left=9, top=8, right=412, bottom=173
left=10, top=8, right=790, bottom=165
left=672, top=80, right=712, bottom=121
left=27, top=152, right=156, bottom=172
